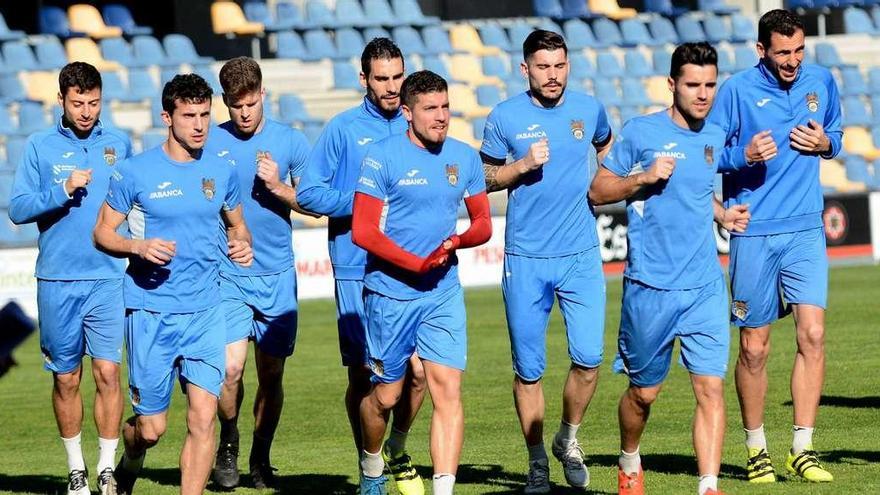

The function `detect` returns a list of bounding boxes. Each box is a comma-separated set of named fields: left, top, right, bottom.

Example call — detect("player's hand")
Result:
left=443, top=235, right=461, bottom=252
left=256, top=151, right=282, bottom=192
left=519, top=138, right=550, bottom=173
left=228, top=239, right=253, bottom=267
left=721, top=204, right=751, bottom=233
left=641, top=156, right=675, bottom=185
left=790, top=119, right=830, bottom=154
left=133, top=238, right=176, bottom=265
left=745, top=130, right=777, bottom=163
left=64, top=169, right=93, bottom=195
left=418, top=244, right=449, bottom=274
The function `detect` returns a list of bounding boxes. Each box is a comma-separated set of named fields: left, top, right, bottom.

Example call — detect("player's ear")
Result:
left=401, top=103, right=413, bottom=122
left=667, top=76, right=675, bottom=94
left=756, top=41, right=766, bottom=58
left=520, top=60, right=528, bottom=79
left=161, top=110, right=172, bottom=128
left=359, top=71, right=368, bottom=90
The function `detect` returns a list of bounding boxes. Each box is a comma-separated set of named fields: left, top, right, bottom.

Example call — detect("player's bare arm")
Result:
left=222, top=205, right=254, bottom=267
left=594, top=134, right=614, bottom=165
left=93, top=202, right=176, bottom=265
left=255, top=152, right=320, bottom=217
left=481, top=138, right=549, bottom=192
left=589, top=157, right=675, bottom=205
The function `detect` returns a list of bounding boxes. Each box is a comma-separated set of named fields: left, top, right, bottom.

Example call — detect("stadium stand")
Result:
left=68, top=4, right=123, bottom=39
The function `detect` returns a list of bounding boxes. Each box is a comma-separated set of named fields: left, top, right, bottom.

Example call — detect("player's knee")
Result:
left=628, top=385, right=660, bottom=407
left=372, top=386, right=402, bottom=412
left=224, top=360, right=245, bottom=385
left=796, top=322, right=825, bottom=356
left=92, top=361, right=120, bottom=391
left=570, top=363, right=599, bottom=385
left=692, top=379, right=724, bottom=407
left=137, top=418, right=166, bottom=446
left=408, top=364, right=427, bottom=394
left=54, top=371, right=82, bottom=397
left=739, top=337, right=770, bottom=368
left=186, top=406, right=216, bottom=438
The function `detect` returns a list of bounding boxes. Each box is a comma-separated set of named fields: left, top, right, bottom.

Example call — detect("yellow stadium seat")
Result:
left=645, top=76, right=671, bottom=106
left=211, top=1, right=264, bottom=36
left=449, top=25, right=501, bottom=56
left=448, top=54, right=502, bottom=86
left=68, top=4, right=123, bottom=39
left=448, top=117, right=479, bottom=148
left=589, top=0, right=638, bottom=20
left=65, top=38, right=122, bottom=72
left=24, top=72, right=59, bottom=105
left=820, top=159, right=866, bottom=193
left=448, top=84, right=491, bottom=119
left=211, top=95, right=229, bottom=124
left=842, top=126, right=880, bottom=161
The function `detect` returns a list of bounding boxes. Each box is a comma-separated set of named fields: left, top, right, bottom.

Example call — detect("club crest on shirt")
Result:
left=805, top=92, right=819, bottom=113
left=704, top=145, right=714, bottom=166
left=370, top=358, right=384, bottom=378
left=202, top=177, right=216, bottom=201
left=446, top=164, right=459, bottom=186
left=570, top=119, right=585, bottom=140
left=130, top=387, right=140, bottom=406
left=103, top=147, right=117, bottom=166
left=732, top=301, right=749, bottom=321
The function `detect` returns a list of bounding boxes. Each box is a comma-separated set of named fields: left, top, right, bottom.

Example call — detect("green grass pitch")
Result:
left=0, top=264, right=878, bottom=494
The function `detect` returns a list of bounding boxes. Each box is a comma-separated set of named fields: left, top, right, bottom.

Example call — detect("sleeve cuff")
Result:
left=731, top=146, right=749, bottom=171
left=52, top=183, right=71, bottom=206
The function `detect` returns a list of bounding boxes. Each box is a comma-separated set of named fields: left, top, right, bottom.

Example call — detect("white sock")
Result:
left=97, top=437, right=118, bottom=473
left=619, top=448, right=641, bottom=476
left=792, top=425, right=814, bottom=454
left=432, top=473, right=455, bottom=495
left=527, top=442, right=547, bottom=462
left=698, top=474, right=718, bottom=495
left=62, top=433, right=86, bottom=472
left=556, top=420, right=579, bottom=445
left=744, top=424, right=767, bottom=450
left=385, top=428, right=408, bottom=459
left=360, top=449, right=385, bottom=478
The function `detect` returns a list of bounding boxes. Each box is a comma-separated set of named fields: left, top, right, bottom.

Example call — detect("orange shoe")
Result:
left=705, top=490, right=726, bottom=495
left=618, top=468, right=644, bottom=495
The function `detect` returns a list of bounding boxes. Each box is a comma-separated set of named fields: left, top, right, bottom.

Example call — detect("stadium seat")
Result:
left=278, top=94, right=319, bottom=124
left=101, top=37, right=139, bottom=67
left=624, top=50, right=653, bottom=78
left=5, top=136, right=25, bottom=168
left=844, top=155, right=873, bottom=185
left=336, top=28, right=366, bottom=59
left=40, top=6, right=86, bottom=38
left=275, top=31, right=315, bottom=60
left=404, top=54, right=421, bottom=72
left=820, top=158, right=865, bottom=192
left=621, top=78, right=651, bottom=107
left=449, top=54, right=502, bottom=86
left=305, top=0, right=340, bottom=28
left=702, top=14, right=732, bottom=45
left=0, top=74, right=25, bottom=103
left=102, top=4, right=153, bottom=36
left=275, top=1, right=308, bottom=29
left=392, top=0, right=440, bottom=26
left=569, top=52, right=596, bottom=82
left=422, top=56, right=453, bottom=81
left=18, top=101, right=49, bottom=136
left=24, top=72, right=61, bottom=106
left=448, top=117, right=478, bottom=147
left=843, top=126, right=880, bottom=160
left=561, top=0, right=595, bottom=18
left=815, top=43, right=851, bottom=68
left=730, top=14, right=756, bottom=43
left=619, top=104, right=642, bottom=125
left=479, top=24, right=513, bottom=52
left=508, top=22, right=537, bottom=49
left=300, top=121, right=323, bottom=144
left=211, top=1, right=264, bottom=36
left=150, top=98, right=165, bottom=128
left=476, top=84, right=504, bottom=107
left=843, top=97, right=871, bottom=127
left=66, top=38, right=123, bottom=72
left=0, top=105, right=16, bottom=137
left=648, top=16, right=679, bottom=45
left=596, top=51, right=624, bottom=79
left=69, top=4, right=123, bottom=39
left=482, top=54, right=512, bottom=79
left=448, top=84, right=490, bottom=118
left=194, top=66, right=221, bottom=93
left=341, top=0, right=380, bottom=28
left=34, top=38, right=69, bottom=70
left=333, top=61, right=362, bottom=90
left=872, top=97, right=880, bottom=125
left=0, top=172, right=13, bottom=209
left=589, top=0, right=637, bottom=20
left=163, top=34, right=214, bottom=65
left=651, top=47, right=671, bottom=76
left=593, top=78, right=622, bottom=107
left=620, top=18, right=659, bottom=47
left=562, top=19, right=597, bottom=49
left=642, top=0, right=687, bottom=17
left=450, top=25, right=501, bottom=56
left=733, top=44, right=756, bottom=72
left=0, top=13, right=24, bottom=42
left=472, top=116, right=487, bottom=141
left=128, top=68, right=159, bottom=101
left=243, top=0, right=297, bottom=31
left=645, top=76, right=671, bottom=105
left=2, top=42, right=41, bottom=72
left=592, top=18, right=626, bottom=47
left=303, top=29, right=338, bottom=59
left=141, top=129, right=166, bottom=151
left=867, top=67, right=880, bottom=94
left=363, top=27, right=391, bottom=42
left=841, top=67, right=868, bottom=97
left=422, top=26, right=454, bottom=54
left=675, top=15, right=706, bottom=44
left=701, top=0, right=737, bottom=13
left=99, top=71, right=131, bottom=103
left=533, top=0, right=564, bottom=18
left=843, top=7, right=879, bottom=36
left=391, top=26, right=430, bottom=55
left=132, top=35, right=177, bottom=68
left=716, top=46, right=735, bottom=74
left=362, top=0, right=395, bottom=27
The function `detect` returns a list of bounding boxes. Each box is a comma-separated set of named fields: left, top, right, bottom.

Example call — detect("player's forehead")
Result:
left=766, top=30, right=804, bottom=52
left=63, top=86, right=101, bottom=102
left=228, top=90, right=261, bottom=106
left=527, top=48, right=567, bottom=66
left=412, top=90, right=448, bottom=108
left=367, top=57, right=404, bottom=78
left=172, top=98, right=211, bottom=114
left=676, top=63, right=718, bottom=83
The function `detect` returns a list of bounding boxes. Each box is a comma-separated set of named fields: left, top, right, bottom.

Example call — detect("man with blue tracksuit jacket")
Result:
left=297, top=38, right=426, bottom=495
left=9, top=62, right=132, bottom=495
left=708, top=9, right=842, bottom=484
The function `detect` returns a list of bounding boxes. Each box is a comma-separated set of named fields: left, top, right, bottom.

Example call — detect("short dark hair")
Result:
left=670, top=42, right=718, bottom=79
left=522, top=29, right=567, bottom=60
left=361, top=37, right=403, bottom=77
left=219, top=56, right=261, bottom=101
left=758, top=9, right=805, bottom=49
left=161, top=73, right=213, bottom=114
left=400, top=70, right=447, bottom=108
left=59, top=62, right=102, bottom=97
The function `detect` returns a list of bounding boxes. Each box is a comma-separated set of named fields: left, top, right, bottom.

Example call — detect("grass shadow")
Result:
left=140, top=468, right=354, bottom=494
left=782, top=395, right=880, bottom=409
left=822, top=449, right=880, bottom=465
left=454, top=463, right=614, bottom=494
left=0, top=473, right=66, bottom=495
left=588, top=454, right=747, bottom=480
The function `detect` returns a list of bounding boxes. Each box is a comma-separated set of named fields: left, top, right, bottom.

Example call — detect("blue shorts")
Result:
left=335, top=279, right=368, bottom=367
left=502, top=248, right=606, bottom=381
left=220, top=267, right=298, bottom=358
left=364, top=285, right=467, bottom=384
left=614, top=277, right=730, bottom=387
left=125, top=307, right=226, bottom=416
left=729, top=227, right=828, bottom=328
left=38, top=279, right=124, bottom=373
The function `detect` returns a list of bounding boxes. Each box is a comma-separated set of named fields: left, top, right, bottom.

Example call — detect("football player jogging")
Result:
left=298, top=38, right=428, bottom=494
left=591, top=42, right=751, bottom=495
left=480, top=30, right=612, bottom=493
left=708, top=9, right=842, bottom=483
left=352, top=69, right=492, bottom=495
left=207, top=57, right=312, bottom=490
left=9, top=62, right=132, bottom=495
left=93, top=74, right=253, bottom=495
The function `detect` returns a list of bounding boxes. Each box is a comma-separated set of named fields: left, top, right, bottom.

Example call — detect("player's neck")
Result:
left=667, top=106, right=705, bottom=132
left=61, top=115, right=94, bottom=140
left=366, top=95, right=399, bottom=120
left=529, top=90, right=564, bottom=109
left=233, top=116, right=265, bottom=138
left=163, top=138, right=202, bottom=162
left=406, top=128, right=441, bottom=152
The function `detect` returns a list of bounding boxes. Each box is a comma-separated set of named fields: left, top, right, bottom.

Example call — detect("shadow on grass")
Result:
left=139, top=467, right=354, bottom=494
left=588, top=454, right=747, bottom=481
left=0, top=473, right=66, bottom=494
left=454, top=463, right=614, bottom=494
left=782, top=395, right=880, bottom=409
left=823, top=449, right=880, bottom=465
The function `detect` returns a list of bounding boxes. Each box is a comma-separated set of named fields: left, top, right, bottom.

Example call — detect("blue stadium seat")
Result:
left=301, top=121, right=324, bottom=144
left=569, top=52, right=596, bottom=81
left=0, top=172, right=14, bottom=209
left=0, top=12, right=24, bottom=42
left=538, top=16, right=561, bottom=33
left=509, top=22, right=536, bottom=49
left=404, top=54, right=421, bottom=72
left=873, top=5, right=880, bottom=32
left=101, top=37, right=140, bottom=68
left=479, top=24, right=513, bottom=51
left=815, top=43, right=850, bottom=68
left=363, top=27, right=391, bottom=42
left=716, top=46, right=735, bottom=74
left=593, top=79, right=622, bottom=107
left=150, top=98, right=164, bottom=128
left=596, top=51, right=624, bottom=79
left=648, top=16, right=679, bottom=45
left=842, top=96, right=871, bottom=127
left=505, top=74, right=527, bottom=93
left=562, top=19, right=597, bottom=50
left=336, top=28, right=366, bottom=59
left=363, top=0, right=396, bottom=27
left=619, top=105, right=642, bottom=126
left=278, top=94, right=319, bottom=124
left=276, top=1, right=308, bottom=29
left=304, top=29, right=338, bottom=59
left=472, top=117, right=487, bottom=141
left=698, top=0, right=738, bottom=14
left=34, top=38, right=68, bottom=70
left=624, top=50, right=653, bottom=78
left=643, top=0, right=688, bottom=17
left=733, top=44, right=756, bottom=72
left=844, top=7, right=879, bottom=35
left=620, top=18, right=659, bottom=47
left=392, top=0, right=440, bottom=26
left=141, top=129, right=166, bottom=150
left=675, top=15, right=706, bottom=44
left=392, top=26, right=430, bottom=55
left=841, top=67, right=868, bottom=97
left=872, top=124, right=880, bottom=146
left=305, top=0, right=341, bottom=28
left=163, top=35, right=213, bottom=66
left=5, top=136, right=25, bottom=169
left=1, top=42, right=40, bottom=72
left=730, top=14, right=756, bottom=43
left=128, top=68, right=158, bottom=101
left=98, top=104, right=117, bottom=128
left=651, top=47, right=672, bottom=76
left=561, top=0, right=596, bottom=18
left=337, top=0, right=376, bottom=28
left=132, top=36, right=177, bottom=68
left=194, top=66, right=221, bottom=94
left=422, top=56, right=452, bottom=81
left=621, top=78, right=651, bottom=107
left=592, top=18, right=625, bottom=47
left=0, top=104, right=15, bottom=137
left=102, top=4, right=152, bottom=36
left=533, top=0, right=564, bottom=18
left=702, top=13, right=732, bottom=45
left=39, top=6, right=85, bottom=38
left=333, top=61, right=362, bottom=90
left=18, top=101, right=48, bottom=136
left=482, top=55, right=511, bottom=79
left=0, top=75, right=25, bottom=103
left=422, top=26, right=454, bottom=54
left=868, top=67, right=880, bottom=94
left=101, top=71, right=138, bottom=103
left=276, top=31, right=315, bottom=60
left=476, top=84, right=503, bottom=107
left=844, top=155, right=872, bottom=185
left=244, top=0, right=296, bottom=31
